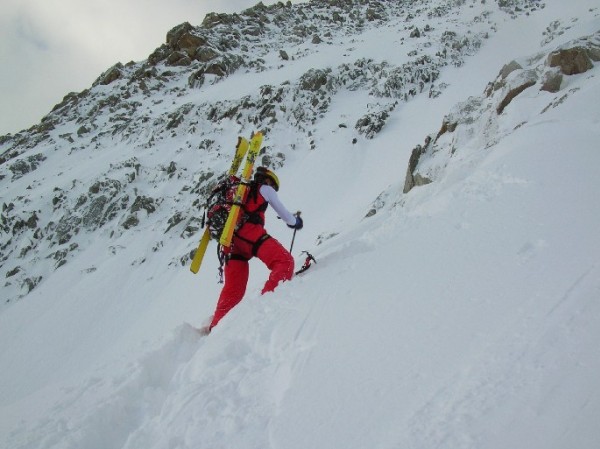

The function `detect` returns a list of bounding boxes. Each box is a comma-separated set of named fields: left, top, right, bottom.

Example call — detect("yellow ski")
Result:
left=189, top=228, right=211, bottom=274
left=189, top=137, right=249, bottom=274
left=219, top=132, right=264, bottom=248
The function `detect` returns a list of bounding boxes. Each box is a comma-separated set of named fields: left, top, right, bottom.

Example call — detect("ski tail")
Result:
left=190, top=228, right=210, bottom=274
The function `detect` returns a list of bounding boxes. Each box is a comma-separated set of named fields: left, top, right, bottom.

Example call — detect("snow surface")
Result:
left=1, top=1, right=600, bottom=448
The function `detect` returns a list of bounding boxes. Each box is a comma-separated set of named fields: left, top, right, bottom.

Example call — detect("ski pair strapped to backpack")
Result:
left=189, top=132, right=264, bottom=275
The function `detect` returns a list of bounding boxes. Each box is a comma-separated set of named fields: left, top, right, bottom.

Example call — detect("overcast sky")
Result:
left=0, top=0, right=291, bottom=136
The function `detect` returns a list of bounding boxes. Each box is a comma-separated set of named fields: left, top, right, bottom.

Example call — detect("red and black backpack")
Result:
left=203, top=175, right=268, bottom=239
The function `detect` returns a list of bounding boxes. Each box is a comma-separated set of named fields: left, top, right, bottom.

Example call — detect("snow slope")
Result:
left=1, top=1, right=600, bottom=448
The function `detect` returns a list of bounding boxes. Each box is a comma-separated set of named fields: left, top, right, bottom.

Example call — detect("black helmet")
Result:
left=254, top=166, right=280, bottom=191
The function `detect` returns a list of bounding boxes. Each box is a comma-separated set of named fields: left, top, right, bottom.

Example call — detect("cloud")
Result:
left=0, top=0, right=286, bottom=136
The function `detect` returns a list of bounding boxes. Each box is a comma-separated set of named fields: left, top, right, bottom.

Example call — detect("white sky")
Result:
left=0, top=0, right=290, bottom=136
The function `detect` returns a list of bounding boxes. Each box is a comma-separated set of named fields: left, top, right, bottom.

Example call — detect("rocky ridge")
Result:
left=1, top=0, right=547, bottom=305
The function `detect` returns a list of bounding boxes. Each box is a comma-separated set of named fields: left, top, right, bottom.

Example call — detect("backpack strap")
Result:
left=242, top=181, right=269, bottom=225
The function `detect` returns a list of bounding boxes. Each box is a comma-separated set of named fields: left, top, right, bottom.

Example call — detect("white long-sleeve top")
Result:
left=259, top=184, right=296, bottom=226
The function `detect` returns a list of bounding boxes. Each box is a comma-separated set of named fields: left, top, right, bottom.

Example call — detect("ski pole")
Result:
left=290, top=211, right=301, bottom=253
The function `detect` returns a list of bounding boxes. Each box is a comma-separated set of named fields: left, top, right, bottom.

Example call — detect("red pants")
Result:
left=210, top=229, right=294, bottom=329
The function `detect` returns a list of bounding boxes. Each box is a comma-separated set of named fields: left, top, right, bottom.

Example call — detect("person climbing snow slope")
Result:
left=209, top=167, right=303, bottom=331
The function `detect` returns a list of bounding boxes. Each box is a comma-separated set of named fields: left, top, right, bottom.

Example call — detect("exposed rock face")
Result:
left=176, top=33, right=208, bottom=57
left=8, top=153, right=46, bottom=179
left=484, top=60, right=539, bottom=114
left=540, top=69, right=563, bottom=93
left=355, top=104, right=396, bottom=139
left=403, top=140, right=432, bottom=194
left=403, top=33, right=598, bottom=195
left=167, top=52, right=192, bottom=67
left=95, top=64, right=124, bottom=86
left=299, top=68, right=331, bottom=91
left=548, top=47, right=593, bottom=75
left=498, top=60, right=523, bottom=79
left=496, top=70, right=538, bottom=114
left=166, top=22, right=196, bottom=48
left=161, top=22, right=219, bottom=67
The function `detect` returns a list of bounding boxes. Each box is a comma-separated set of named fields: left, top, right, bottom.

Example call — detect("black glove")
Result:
left=288, top=216, right=303, bottom=230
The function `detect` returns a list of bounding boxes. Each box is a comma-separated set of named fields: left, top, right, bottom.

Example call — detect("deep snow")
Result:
left=1, top=1, right=600, bottom=448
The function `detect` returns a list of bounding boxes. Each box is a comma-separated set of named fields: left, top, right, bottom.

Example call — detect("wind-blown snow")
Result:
left=1, top=1, right=600, bottom=448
